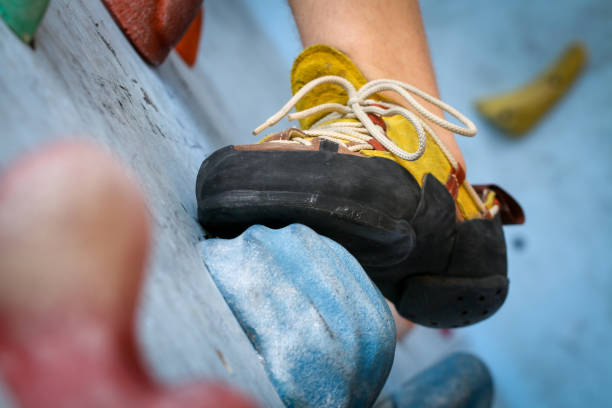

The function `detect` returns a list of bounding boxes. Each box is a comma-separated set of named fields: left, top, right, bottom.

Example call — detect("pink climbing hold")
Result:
left=0, top=141, right=256, bottom=408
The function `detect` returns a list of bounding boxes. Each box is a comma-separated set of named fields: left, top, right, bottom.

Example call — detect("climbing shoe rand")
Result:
left=196, top=44, right=524, bottom=328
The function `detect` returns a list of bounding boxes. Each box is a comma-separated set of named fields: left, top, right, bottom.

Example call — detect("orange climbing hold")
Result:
left=175, top=7, right=203, bottom=67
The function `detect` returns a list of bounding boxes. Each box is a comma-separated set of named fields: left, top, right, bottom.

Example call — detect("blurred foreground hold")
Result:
left=376, top=353, right=493, bottom=408
left=476, top=43, right=587, bottom=136
left=202, top=224, right=396, bottom=407
left=102, top=0, right=202, bottom=65
left=0, top=141, right=256, bottom=408
left=0, top=0, right=49, bottom=44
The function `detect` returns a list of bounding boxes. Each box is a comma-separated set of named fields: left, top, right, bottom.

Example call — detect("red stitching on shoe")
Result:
left=366, top=112, right=387, bottom=151
left=445, top=164, right=466, bottom=197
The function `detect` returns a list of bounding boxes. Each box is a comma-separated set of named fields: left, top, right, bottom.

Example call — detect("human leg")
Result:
left=288, top=0, right=465, bottom=169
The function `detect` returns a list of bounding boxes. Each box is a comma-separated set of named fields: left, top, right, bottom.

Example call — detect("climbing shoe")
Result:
left=196, top=44, right=524, bottom=328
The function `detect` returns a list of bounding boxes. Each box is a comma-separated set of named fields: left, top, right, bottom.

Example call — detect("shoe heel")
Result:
left=398, top=274, right=509, bottom=328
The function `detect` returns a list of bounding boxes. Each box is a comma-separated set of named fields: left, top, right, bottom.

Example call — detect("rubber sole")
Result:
left=200, top=190, right=415, bottom=268
left=399, top=275, right=508, bottom=328
left=196, top=144, right=508, bottom=328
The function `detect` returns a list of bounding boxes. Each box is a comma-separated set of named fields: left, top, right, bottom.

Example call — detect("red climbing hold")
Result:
left=102, top=0, right=203, bottom=65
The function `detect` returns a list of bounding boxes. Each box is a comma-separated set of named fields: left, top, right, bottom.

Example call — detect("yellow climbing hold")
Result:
left=476, top=43, right=587, bottom=136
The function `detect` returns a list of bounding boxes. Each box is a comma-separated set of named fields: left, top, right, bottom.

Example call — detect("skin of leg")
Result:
left=288, top=0, right=466, bottom=170
left=387, top=301, right=414, bottom=341
left=0, top=141, right=254, bottom=407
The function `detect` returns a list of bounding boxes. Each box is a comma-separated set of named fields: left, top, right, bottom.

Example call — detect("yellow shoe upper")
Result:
left=258, top=44, right=497, bottom=221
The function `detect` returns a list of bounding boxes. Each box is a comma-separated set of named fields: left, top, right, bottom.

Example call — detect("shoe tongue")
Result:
left=291, top=44, right=368, bottom=129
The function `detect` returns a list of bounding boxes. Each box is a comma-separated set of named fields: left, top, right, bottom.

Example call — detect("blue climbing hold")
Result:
left=201, top=224, right=396, bottom=408
left=376, top=352, right=494, bottom=408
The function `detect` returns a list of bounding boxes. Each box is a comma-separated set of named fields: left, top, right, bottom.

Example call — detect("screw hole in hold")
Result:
left=482, top=310, right=489, bottom=315
left=479, top=296, right=485, bottom=301
left=457, top=296, right=464, bottom=301
left=497, top=109, right=514, bottom=123
left=547, top=73, right=562, bottom=87
left=461, top=310, right=468, bottom=316
left=496, top=289, right=502, bottom=295
left=430, top=321, right=438, bottom=326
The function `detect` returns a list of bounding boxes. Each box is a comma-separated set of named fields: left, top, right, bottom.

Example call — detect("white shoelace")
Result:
left=253, top=75, right=477, bottom=166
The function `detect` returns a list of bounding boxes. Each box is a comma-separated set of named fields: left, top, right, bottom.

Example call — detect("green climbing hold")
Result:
left=0, top=0, right=49, bottom=44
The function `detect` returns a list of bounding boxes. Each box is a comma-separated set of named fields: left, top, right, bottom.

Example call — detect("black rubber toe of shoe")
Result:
left=197, top=143, right=421, bottom=268
left=196, top=145, right=508, bottom=328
